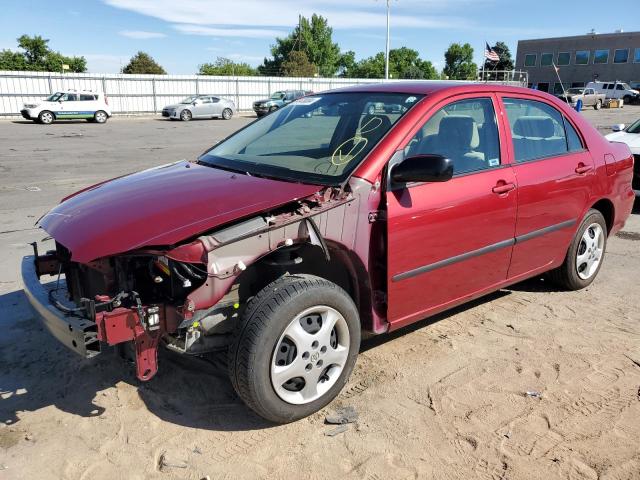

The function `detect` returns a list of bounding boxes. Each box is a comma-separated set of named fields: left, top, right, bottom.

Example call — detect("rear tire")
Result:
left=548, top=209, right=607, bottom=290
left=222, top=108, right=233, bottom=120
left=180, top=109, right=192, bottom=121
left=38, top=111, right=54, bottom=125
left=228, top=274, right=361, bottom=424
left=94, top=110, right=108, bottom=124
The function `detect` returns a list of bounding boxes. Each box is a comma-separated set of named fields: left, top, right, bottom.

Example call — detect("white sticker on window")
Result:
left=294, top=97, right=320, bottom=105
left=489, top=158, right=500, bottom=167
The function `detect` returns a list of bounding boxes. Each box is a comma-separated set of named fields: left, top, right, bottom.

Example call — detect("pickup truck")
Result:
left=22, top=83, right=635, bottom=424
left=252, top=90, right=312, bottom=117
left=557, top=87, right=605, bottom=110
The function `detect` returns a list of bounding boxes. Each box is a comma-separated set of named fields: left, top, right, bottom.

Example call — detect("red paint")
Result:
left=39, top=161, right=320, bottom=263
left=41, top=82, right=635, bottom=341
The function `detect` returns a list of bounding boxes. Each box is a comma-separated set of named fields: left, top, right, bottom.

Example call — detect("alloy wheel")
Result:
left=271, top=306, right=350, bottom=405
left=576, top=223, right=604, bottom=280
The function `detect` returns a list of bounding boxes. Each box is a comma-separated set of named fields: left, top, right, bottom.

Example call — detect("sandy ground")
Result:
left=1, top=107, right=640, bottom=480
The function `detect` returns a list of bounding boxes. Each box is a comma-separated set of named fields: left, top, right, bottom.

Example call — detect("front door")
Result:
left=498, top=95, right=595, bottom=279
left=386, top=95, right=517, bottom=329
left=57, top=93, right=87, bottom=119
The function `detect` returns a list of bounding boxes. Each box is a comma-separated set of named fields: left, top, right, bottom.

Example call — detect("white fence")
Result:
left=0, top=71, right=385, bottom=116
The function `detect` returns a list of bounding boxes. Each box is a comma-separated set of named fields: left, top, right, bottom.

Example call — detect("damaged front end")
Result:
left=22, top=184, right=380, bottom=382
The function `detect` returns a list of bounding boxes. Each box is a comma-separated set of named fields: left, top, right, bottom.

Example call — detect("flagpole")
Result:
left=553, top=62, right=567, bottom=100
left=481, top=41, right=485, bottom=82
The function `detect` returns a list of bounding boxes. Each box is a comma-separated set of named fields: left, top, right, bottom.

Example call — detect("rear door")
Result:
left=386, top=94, right=518, bottom=329
left=498, top=95, right=594, bottom=279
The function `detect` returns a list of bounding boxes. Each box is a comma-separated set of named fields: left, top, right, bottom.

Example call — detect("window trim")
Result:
left=575, top=50, right=590, bottom=65
left=524, top=53, right=537, bottom=67
left=557, top=51, right=571, bottom=66
left=613, top=48, right=629, bottom=64
left=593, top=49, right=609, bottom=64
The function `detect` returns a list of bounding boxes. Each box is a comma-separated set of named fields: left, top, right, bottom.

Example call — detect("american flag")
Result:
left=484, top=42, right=500, bottom=62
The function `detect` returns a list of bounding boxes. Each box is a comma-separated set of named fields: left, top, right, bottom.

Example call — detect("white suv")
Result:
left=586, top=81, right=639, bottom=104
left=21, top=90, right=112, bottom=124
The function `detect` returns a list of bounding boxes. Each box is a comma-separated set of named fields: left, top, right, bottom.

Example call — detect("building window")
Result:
left=553, top=83, right=565, bottom=94
left=570, top=82, right=585, bottom=88
left=524, top=54, right=537, bottom=67
left=613, top=49, right=629, bottom=64
left=537, top=82, right=549, bottom=92
left=557, top=52, right=570, bottom=66
left=634, top=48, right=640, bottom=63
left=540, top=53, right=553, bottom=66
left=575, top=50, right=590, bottom=65
left=593, top=49, right=609, bottom=64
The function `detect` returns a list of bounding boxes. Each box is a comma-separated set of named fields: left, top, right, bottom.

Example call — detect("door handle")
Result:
left=492, top=181, right=516, bottom=194
left=575, top=163, right=593, bottom=174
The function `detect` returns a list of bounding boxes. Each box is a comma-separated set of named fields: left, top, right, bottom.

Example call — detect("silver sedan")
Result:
left=162, top=95, right=236, bottom=121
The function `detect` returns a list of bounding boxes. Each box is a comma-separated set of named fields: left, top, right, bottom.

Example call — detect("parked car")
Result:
left=556, top=87, right=605, bottom=110
left=253, top=90, right=311, bottom=117
left=20, top=90, right=111, bottom=124
left=22, top=83, right=635, bottom=423
left=586, top=81, right=640, bottom=105
left=162, top=95, right=235, bottom=121
left=606, top=118, right=640, bottom=195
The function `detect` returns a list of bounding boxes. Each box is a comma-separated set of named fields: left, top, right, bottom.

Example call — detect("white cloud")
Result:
left=119, top=30, right=166, bottom=39
left=173, top=24, right=285, bottom=38
left=103, top=0, right=466, bottom=30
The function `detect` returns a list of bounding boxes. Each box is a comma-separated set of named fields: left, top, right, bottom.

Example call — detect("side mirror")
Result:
left=612, top=124, right=625, bottom=132
left=391, top=154, right=453, bottom=184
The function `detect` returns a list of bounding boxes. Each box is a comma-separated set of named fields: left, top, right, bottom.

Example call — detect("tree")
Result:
left=260, top=14, right=341, bottom=76
left=281, top=50, right=317, bottom=77
left=342, top=47, right=439, bottom=79
left=121, top=51, right=166, bottom=74
left=0, top=49, right=27, bottom=70
left=199, top=57, right=257, bottom=76
left=483, top=41, right=514, bottom=71
left=443, top=43, right=477, bottom=80
left=0, top=34, right=86, bottom=72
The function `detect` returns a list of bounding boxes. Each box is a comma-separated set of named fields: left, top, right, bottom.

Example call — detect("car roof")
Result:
left=323, top=81, right=540, bottom=97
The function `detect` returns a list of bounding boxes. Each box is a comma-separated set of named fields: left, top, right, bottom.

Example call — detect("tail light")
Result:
left=104, top=95, right=109, bottom=106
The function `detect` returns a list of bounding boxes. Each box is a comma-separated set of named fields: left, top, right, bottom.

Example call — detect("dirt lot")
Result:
left=1, top=107, right=640, bottom=480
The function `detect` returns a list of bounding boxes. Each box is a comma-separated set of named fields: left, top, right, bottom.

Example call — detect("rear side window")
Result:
left=405, top=98, right=501, bottom=176
left=504, top=98, right=580, bottom=162
left=80, top=94, right=96, bottom=101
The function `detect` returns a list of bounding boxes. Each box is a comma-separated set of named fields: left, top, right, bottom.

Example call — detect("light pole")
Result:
left=384, top=0, right=390, bottom=80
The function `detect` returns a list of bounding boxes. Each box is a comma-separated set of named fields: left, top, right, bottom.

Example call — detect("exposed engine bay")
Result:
left=30, top=179, right=384, bottom=382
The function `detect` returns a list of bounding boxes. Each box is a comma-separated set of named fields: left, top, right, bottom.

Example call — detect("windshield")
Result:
left=626, top=119, right=640, bottom=134
left=621, top=83, right=632, bottom=90
left=199, top=92, right=423, bottom=185
left=270, top=91, right=286, bottom=100
left=567, top=88, right=584, bottom=94
left=180, top=95, right=198, bottom=104
left=46, top=92, right=63, bottom=102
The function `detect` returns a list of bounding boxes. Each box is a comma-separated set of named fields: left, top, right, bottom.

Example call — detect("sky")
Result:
left=0, top=0, right=637, bottom=75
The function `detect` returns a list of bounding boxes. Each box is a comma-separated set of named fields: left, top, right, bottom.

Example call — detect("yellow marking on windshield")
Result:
left=330, top=115, right=384, bottom=166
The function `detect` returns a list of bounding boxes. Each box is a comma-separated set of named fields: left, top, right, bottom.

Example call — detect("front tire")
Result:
left=594, top=100, right=602, bottom=110
left=180, top=109, right=192, bottom=121
left=548, top=209, right=607, bottom=290
left=228, top=274, right=360, bottom=423
left=38, top=111, right=54, bottom=125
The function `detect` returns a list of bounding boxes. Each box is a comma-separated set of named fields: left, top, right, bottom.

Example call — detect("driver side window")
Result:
left=406, top=98, right=501, bottom=176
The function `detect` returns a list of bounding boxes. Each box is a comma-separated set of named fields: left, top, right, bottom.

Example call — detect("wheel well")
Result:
left=232, top=243, right=374, bottom=332
left=590, top=198, right=614, bottom=235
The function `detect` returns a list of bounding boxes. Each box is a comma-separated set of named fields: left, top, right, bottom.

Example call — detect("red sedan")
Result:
left=22, top=82, right=635, bottom=423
